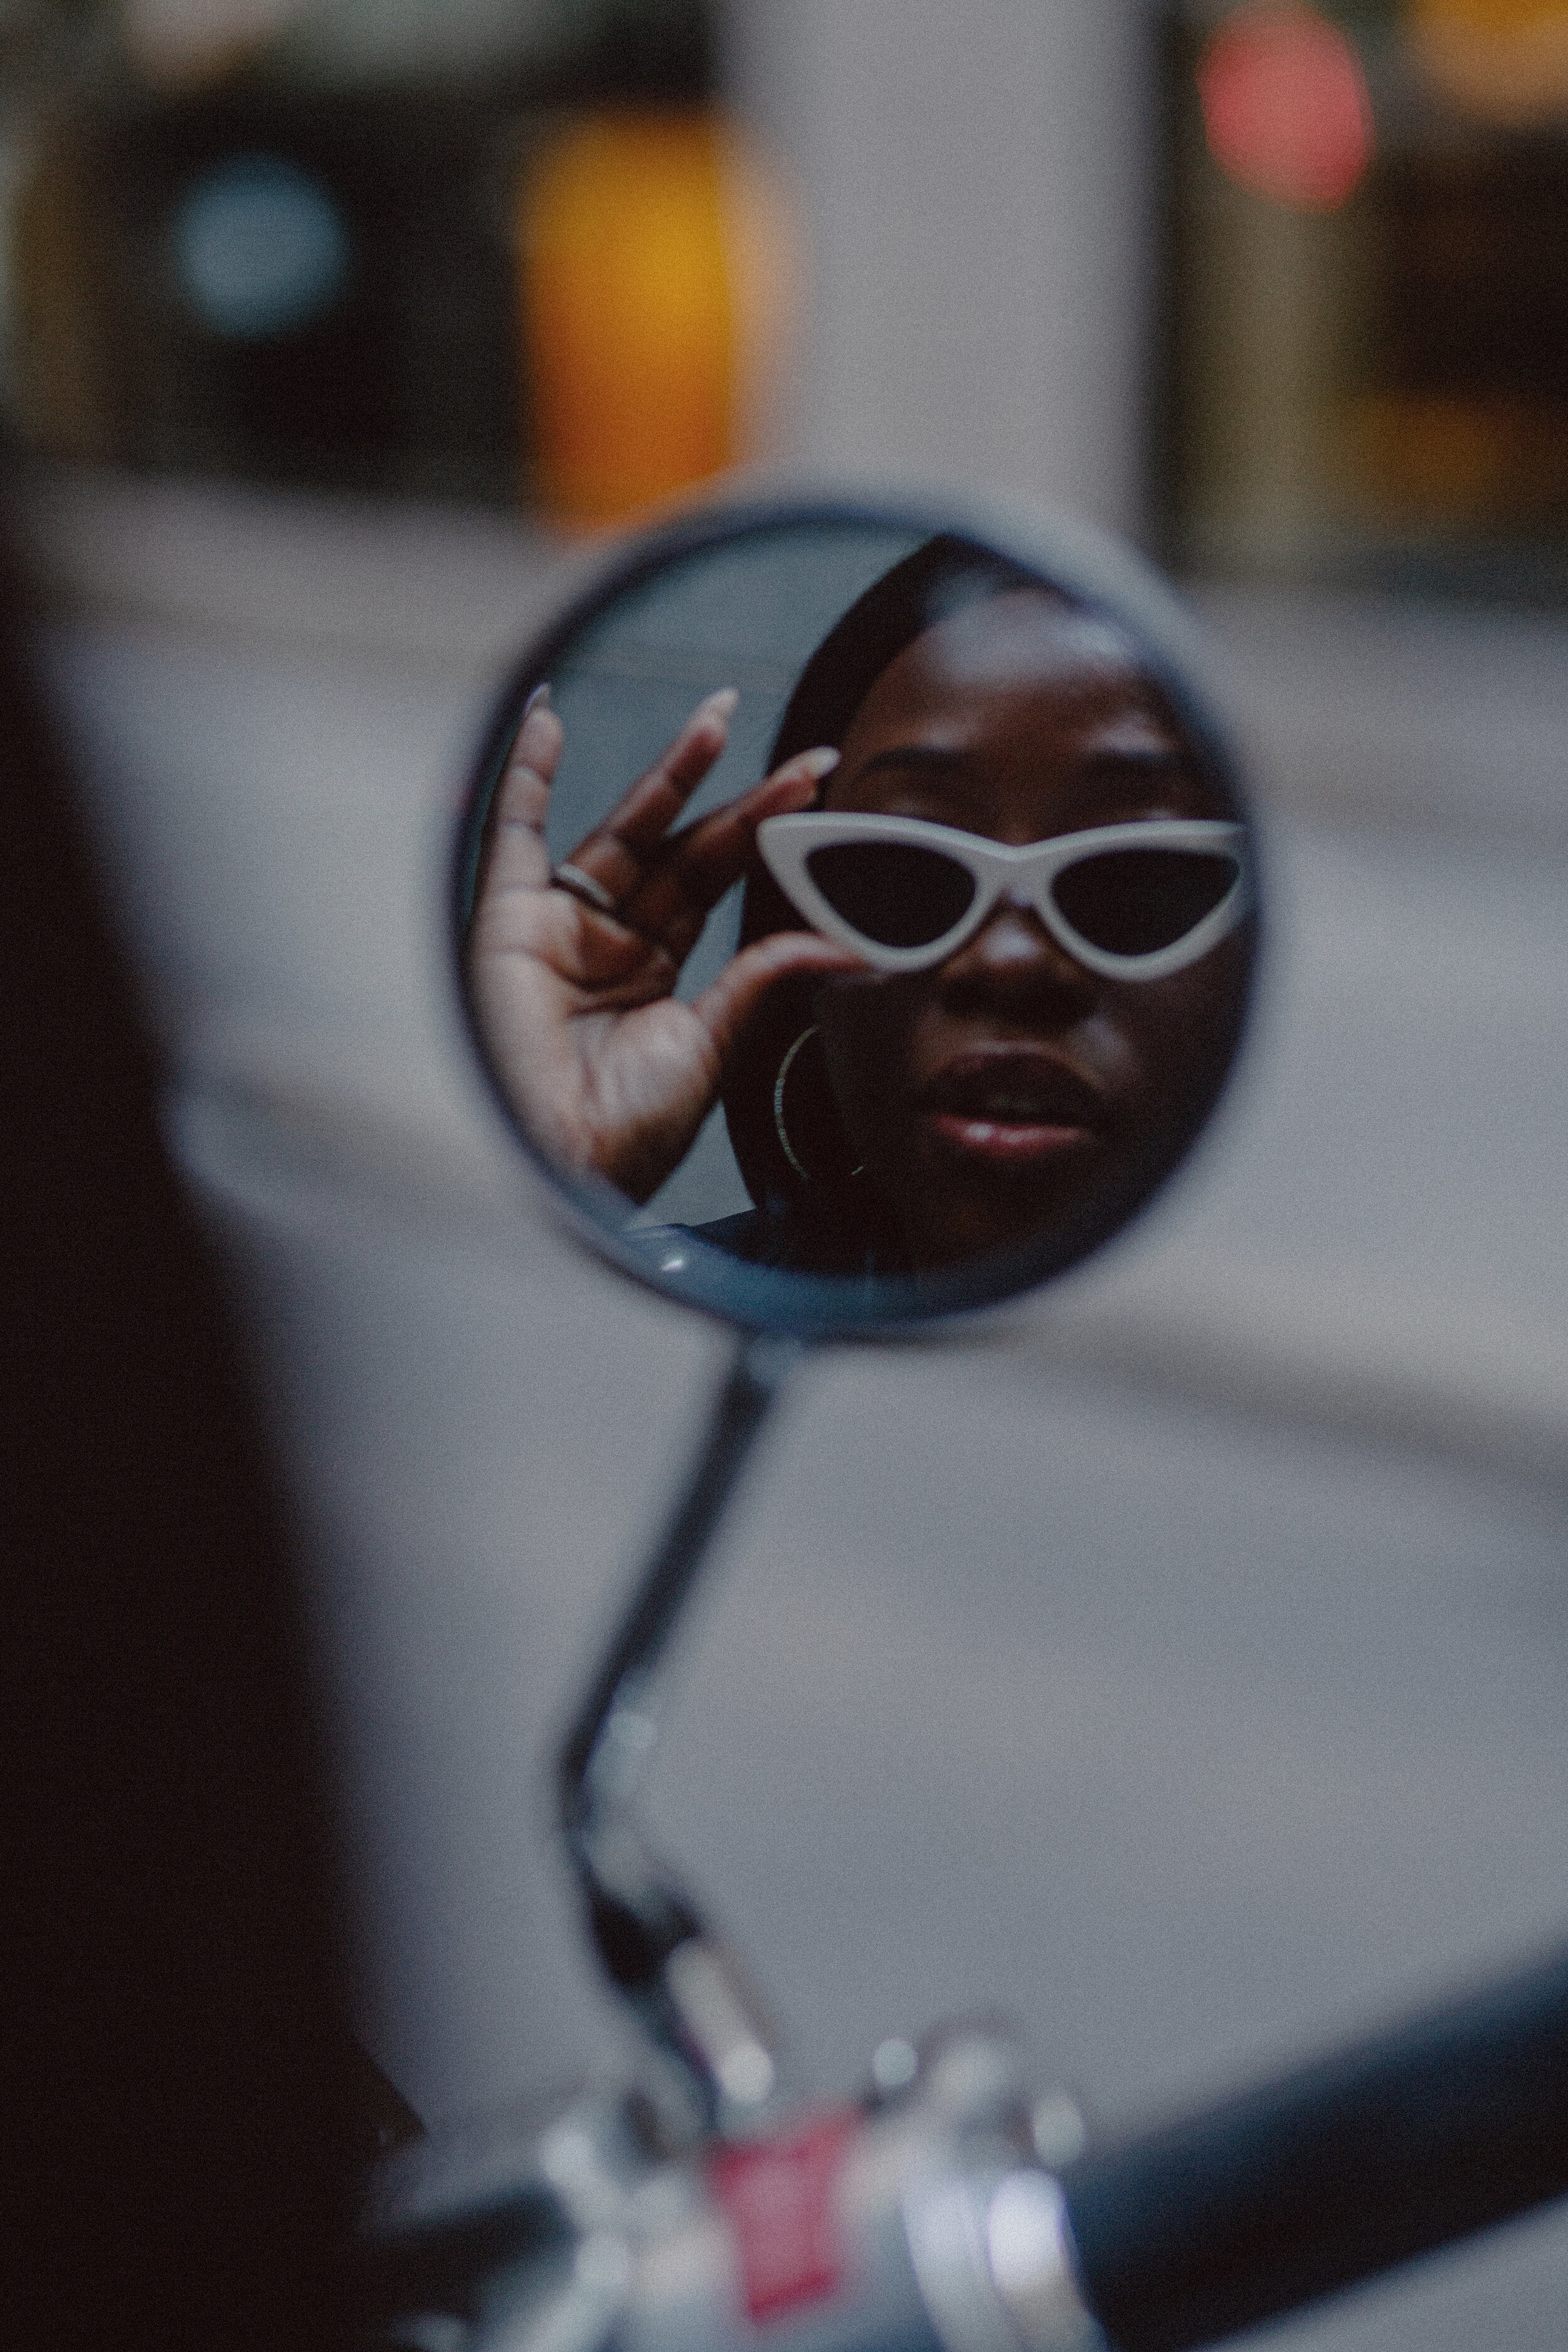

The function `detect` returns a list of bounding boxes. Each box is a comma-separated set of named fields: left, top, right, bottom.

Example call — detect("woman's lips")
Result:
left=926, top=1111, right=1091, bottom=1163
left=914, top=1051, right=1103, bottom=1168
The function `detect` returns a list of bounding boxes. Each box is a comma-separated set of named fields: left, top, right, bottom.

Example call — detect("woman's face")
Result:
left=811, top=589, right=1252, bottom=1269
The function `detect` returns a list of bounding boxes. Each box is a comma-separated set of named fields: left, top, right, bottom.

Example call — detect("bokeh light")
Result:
left=1198, top=3, right=1375, bottom=213
left=518, top=114, right=797, bottom=529
left=172, top=156, right=351, bottom=341
left=122, top=0, right=308, bottom=89
left=1406, top=0, right=1568, bottom=125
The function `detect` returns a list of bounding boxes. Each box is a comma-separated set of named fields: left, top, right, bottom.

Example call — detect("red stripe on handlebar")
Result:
left=709, top=2107, right=861, bottom=2324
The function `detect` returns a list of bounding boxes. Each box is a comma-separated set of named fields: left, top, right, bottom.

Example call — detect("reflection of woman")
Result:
left=468, top=538, right=1252, bottom=1274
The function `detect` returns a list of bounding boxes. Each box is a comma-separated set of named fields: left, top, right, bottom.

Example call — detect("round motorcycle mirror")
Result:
left=456, top=492, right=1259, bottom=1337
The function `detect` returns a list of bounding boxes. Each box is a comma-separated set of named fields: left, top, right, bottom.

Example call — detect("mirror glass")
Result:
left=456, top=501, right=1259, bottom=1332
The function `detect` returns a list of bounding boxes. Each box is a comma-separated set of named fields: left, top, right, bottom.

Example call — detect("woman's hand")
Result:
left=467, top=686, right=857, bottom=1205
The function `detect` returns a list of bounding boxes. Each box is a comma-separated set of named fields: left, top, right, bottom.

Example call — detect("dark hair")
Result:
left=719, top=534, right=1054, bottom=1237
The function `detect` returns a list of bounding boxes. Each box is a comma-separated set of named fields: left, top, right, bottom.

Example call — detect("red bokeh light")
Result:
left=1198, top=3, right=1375, bottom=212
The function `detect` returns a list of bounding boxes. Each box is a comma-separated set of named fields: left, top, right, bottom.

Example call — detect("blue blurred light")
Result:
left=172, top=154, right=350, bottom=341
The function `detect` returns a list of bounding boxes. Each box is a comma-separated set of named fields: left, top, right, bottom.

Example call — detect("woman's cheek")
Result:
left=1119, top=966, right=1247, bottom=1130
left=813, top=972, right=929, bottom=1162
left=1077, top=1002, right=1148, bottom=1097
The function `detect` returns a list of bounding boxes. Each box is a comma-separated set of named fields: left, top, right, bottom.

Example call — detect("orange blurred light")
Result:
left=1406, top=0, right=1568, bottom=125
left=1198, top=3, right=1375, bottom=212
left=519, top=112, right=796, bottom=530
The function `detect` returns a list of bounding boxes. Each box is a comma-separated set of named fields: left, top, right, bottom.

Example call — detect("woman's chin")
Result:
left=876, top=1128, right=1115, bottom=1269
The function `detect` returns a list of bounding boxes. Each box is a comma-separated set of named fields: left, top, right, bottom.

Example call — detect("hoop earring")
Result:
left=772, top=1026, right=817, bottom=1184
left=772, top=1025, right=865, bottom=1187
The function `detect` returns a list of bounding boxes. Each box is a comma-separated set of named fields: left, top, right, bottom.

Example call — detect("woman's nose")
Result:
left=938, top=898, right=1096, bottom=1018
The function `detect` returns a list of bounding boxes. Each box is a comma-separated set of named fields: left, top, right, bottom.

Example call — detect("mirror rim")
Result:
left=453, top=482, right=1263, bottom=1341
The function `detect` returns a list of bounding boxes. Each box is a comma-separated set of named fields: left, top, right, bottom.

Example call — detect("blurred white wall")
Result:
left=724, top=0, right=1153, bottom=527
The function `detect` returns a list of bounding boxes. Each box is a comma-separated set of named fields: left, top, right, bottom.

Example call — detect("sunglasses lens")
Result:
left=803, top=841, right=977, bottom=950
left=1051, top=849, right=1239, bottom=958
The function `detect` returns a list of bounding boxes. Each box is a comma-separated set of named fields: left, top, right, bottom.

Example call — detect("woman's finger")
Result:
left=558, top=686, right=739, bottom=908
left=626, top=746, right=839, bottom=958
left=478, top=689, right=565, bottom=899
left=691, top=930, right=866, bottom=1073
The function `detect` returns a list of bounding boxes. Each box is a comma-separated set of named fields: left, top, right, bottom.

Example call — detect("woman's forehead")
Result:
left=827, top=589, right=1219, bottom=830
left=846, top=588, right=1189, bottom=762
left=926, top=587, right=1145, bottom=687
left=848, top=589, right=1178, bottom=735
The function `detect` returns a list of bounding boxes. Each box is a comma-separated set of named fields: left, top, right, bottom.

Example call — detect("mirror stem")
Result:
left=557, top=1328, right=803, bottom=2132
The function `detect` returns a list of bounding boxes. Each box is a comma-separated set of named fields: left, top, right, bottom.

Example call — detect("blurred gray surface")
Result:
left=31, top=471, right=1568, bottom=2352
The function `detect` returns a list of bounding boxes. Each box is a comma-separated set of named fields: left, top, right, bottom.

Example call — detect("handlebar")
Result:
left=1061, top=1939, right=1568, bottom=2352
left=361, top=1941, right=1568, bottom=2352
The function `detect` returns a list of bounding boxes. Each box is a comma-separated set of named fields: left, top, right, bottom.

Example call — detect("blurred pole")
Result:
left=721, top=0, right=1155, bottom=532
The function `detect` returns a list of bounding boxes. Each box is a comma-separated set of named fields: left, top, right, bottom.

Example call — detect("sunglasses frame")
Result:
left=756, top=812, right=1253, bottom=980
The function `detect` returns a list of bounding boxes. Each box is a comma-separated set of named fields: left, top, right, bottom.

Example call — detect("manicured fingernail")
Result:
left=800, top=746, right=840, bottom=778
left=524, top=681, right=552, bottom=715
left=701, top=686, right=740, bottom=720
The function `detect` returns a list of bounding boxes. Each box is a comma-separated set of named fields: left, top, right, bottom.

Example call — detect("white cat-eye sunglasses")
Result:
left=756, top=812, right=1253, bottom=981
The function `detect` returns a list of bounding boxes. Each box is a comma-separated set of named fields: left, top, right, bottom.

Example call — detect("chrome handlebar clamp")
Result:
left=363, top=2025, right=1103, bottom=2352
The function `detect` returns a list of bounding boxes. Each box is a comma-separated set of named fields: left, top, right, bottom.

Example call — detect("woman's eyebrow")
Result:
left=1074, top=744, right=1195, bottom=790
left=1078, top=741, right=1188, bottom=771
left=851, top=744, right=967, bottom=781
